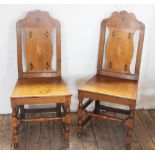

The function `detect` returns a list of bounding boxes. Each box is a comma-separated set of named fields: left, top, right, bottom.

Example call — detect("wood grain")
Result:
left=105, top=120, right=125, bottom=149
left=11, top=77, right=71, bottom=98
left=0, top=115, right=12, bottom=150
left=69, top=114, right=84, bottom=149
left=137, top=110, right=155, bottom=146
left=115, top=113, right=141, bottom=150
left=0, top=115, right=3, bottom=131
left=82, top=121, right=98, bottom=150
left=17, top=10, right=61, bottom=78
left=92, top=118, right=112, bottom=149
left=25, top=28, right=53, bottom=73
left=11, top=10, right=71, bottom=148
left=105, top=28, right=134, bottom=74
left=78, top=74, right=138, bottom=101
left=39, top=114, right=54, bottom=149
left=77, top=11, right=145, bottom=149
left=10, top=120, right=28, bottom=150
left=0, top=111, right=155, bottom=150
left=97, top=10, right=145, bottom=80
left=137, top=110, right=155, bottom=129
left=26, top=114, right=41, bottom=150
left=133, top=113, right=155, bottom=149
left=54, top=120, right=68, bottom=150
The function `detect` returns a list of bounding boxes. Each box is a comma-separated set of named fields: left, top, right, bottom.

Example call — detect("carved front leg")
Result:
left=62, top=104, right=71, bottom=145
left=77, top=98, right=84, bottom=137
left=12, top=105, right=19, bottom=148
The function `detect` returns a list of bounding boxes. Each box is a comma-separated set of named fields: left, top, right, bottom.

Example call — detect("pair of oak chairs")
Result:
left=10, top=10, right=145, bottom=149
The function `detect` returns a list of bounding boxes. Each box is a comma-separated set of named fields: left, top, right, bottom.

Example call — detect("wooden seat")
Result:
left=77, top=11, right=145, bottom=149
left=11, top=77, right=71, bottom=98
left=78, top=74, right=138, bottom=102
left=10, top=10, right=71, bottom=149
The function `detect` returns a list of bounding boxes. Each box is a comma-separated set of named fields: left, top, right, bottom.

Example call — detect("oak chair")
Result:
left=10, top=10, right=71, bottom=148
left=77, top=11, right=145, bottom=149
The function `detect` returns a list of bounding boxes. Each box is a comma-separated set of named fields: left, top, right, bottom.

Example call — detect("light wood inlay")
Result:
left=77, top=11, right=145, bottom=149
left=105, top=28, right=135, bottom=74
left=25, top=28, right=53, bottom=73
left=11, top=10, right=71, bottom=148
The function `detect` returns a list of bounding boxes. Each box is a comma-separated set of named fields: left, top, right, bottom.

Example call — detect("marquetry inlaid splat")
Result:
left=16, top=10, right=61, bottom=78
left=77, top=11, right=145, bottom=150
left=97, top=11, right=145, bottom=80
left=25, top=28, right=53, bottom=72
left=11, top=10, right=71, bottom=149
left=105, top=27, right=135, bottom=74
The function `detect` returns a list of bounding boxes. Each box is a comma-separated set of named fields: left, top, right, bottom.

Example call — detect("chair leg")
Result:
left=125, top=106, right=135, bottom=149
left=94, top=100, right=100, bottom=114
left=20, top=105, right=25, bottom=119
left=12, top=106, right=19, bottom=149
left=77, top=98, right=84, bottom=137
left=56, top=104, right=61, bottom=117
left=63, top=104, right=71, bottom=145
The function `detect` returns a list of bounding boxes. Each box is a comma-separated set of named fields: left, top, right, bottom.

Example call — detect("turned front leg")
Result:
left=62, top=104, right=71, bottom=145
left=12, top=105, right=19, bottom=148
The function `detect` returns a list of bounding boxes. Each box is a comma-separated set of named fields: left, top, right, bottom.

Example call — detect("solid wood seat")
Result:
left=10, top=10, right=71, bottom=149
left=78, top=74, right=138, bottom=101
left=77, top=11, right=145, bottom=149
left=11, top=77, right=71, bottom=98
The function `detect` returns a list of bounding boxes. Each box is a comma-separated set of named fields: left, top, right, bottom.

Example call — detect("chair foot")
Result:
left=64, top=128, right=69, bottom=144
left=62, top=104, right=70, bottom=145
left=78, top=133, right=82, bottom=137
left=14, top=143, right=19, bottom=149
left=125, top=144, right=131, bottom=150
left=65, top=140, right=69, bottom=144
left=125, top=129, right=132, bottom=150
left=77, top=124, right=83, bottom=137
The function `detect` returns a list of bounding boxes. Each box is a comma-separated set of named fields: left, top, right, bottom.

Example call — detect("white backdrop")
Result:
left=0, top=4, right=155, bottom=114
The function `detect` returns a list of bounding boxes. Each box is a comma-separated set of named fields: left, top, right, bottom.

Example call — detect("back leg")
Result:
left=125, top=105, right=135, bottom=149
left=77, top=98, right=84, bottom=137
